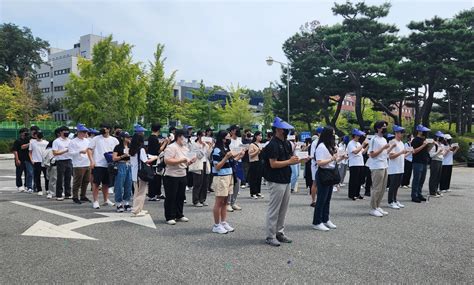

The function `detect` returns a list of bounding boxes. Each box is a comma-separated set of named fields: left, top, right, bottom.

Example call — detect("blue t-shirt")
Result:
left=212, top=147, right=233, bottom=176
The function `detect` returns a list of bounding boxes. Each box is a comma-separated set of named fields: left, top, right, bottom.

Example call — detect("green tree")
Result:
left=11, top=76, right=40, bottom=126
left=262, top=86, right=274, bottom=131
left=64, top=36, right=147, bottom=128
left=0, top=23, right=49, bottom=83
left=145, top=44, right=176, bottom=125
left=0, top=83, right=18, bottom=121
left=185, top=81, right=222, bottom=129
left=220, top=85, right=255, bottom=128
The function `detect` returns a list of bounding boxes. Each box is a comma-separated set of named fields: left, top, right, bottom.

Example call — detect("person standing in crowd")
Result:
left=147, top=123, right=167, bottom=201
left=337, top=135, right=349, bottom=188
left=43, top=128, right=60, bottom=199
left=367, top=121, right=395, bottom=217
left=429, top=131, right=447, bottom=198
left=401, top=134, right=414, bottom=188
left=309, top=127, right=324, bottom=207
left=263, top=117, right=302, bottom=246
left=185, top=125, right=194, bottom=193
left=29, top=130, right=48, bottom=195
left=210, top=130, right=245, bottom=234
left=163, top=129, right=197, bottom=225
left=205, top=128, right=215, bottom=193
left=87, top=123, right=119, bottom=209
left=248, top=131, right=264, bottom=199
left=13, top=128, right=33, bottom=193
left=52, top=126, right=72, bottom=201
left=112, top=131, right=133, bottom=212
left=312, top=126, right=342, bottom=231
left=360, top=131, right=372, bottom=197
left=302, top=137, right=313, bottom=192
left=440, top=134, right=458, bottom=193
left=227, top=124, right=243, bottom=212
left=288, top=132, right=300, bottom=193
left=387, top=125, right=409, bottom=209
left=411, top=125, right=431, bottom=203
left=68, top=124, right=91, bottom=204
left=190, top=131, right=212, bottom=207
left=241, top=128, right=253, bottom=189
left=347, top=129, right=368, bottom=200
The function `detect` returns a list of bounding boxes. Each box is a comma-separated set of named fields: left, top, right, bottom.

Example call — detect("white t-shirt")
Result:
left=29, top=139, right=48, bottom=163
left=442, top=145, right=454, bottom=166
left=388, top=140, right=405, bottom=175
left=230, top=137, right=243, bottom=162
left=429, top=142, right=444, bottom=161
left=68, top=137, right=90, bottom=168
left=131, top=148, right=148, bottom=182
left=366, top=135, right=388, bottom=170
left=404, top=142, right=413, bottom=162
left=310, top=138, right=319, bottom=180
left=52, top=137, right=71, bottom=161
left=88, top=135, right=119, bottom=168
left=337, top=143, right=348, bottom=164
left=347, top=140, right=364, bottom=167
left=316, top=143, right=336, bottom=169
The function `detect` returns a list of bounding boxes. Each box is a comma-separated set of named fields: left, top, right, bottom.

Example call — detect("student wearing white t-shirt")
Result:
left=347, top=129, right=368, bottom=200
left=29, top=131, right=49, bottom=195
left=367, top=121, right=396, bottom=218
left=68, top=124, right=91, bottom=204
left=309, top=126, right=323, bottom=207
left=440, top=134, right=459, bottom=192
left=401, top=134, right=414, bottom=188
left=387, top=126, right=410, bottom=209
left=52, top=126, right=72, bottom=201
left=87, top=123, right=119, bottom=209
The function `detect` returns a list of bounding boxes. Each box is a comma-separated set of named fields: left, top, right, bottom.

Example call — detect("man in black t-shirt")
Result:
left=411, top=124, right=431, bottom=203
left=262, top=117, right=302, bottom=247
left=12, top=128, right=33, bottom=192
left=147, top=123, right=166, bottom=201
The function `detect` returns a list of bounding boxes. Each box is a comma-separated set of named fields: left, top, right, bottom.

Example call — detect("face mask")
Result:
left=115, top=130, right=121, bottom=136
left=381, top=128, right=387, bottom=134
left=225, top=139, right=231, bottom=147
left=63, top=132, right=70, bottom=137
left=235, top=130, right=241, bottom=137
left=283, top=129, right=290, bottom=137
left=100, top=128, right=106, bottom=135
left=246, top=133, right=251, bottom=138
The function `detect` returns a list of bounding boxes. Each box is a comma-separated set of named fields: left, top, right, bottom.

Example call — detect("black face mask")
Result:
left=381, top=128, right=387, bottom=135
left=100, top=128, right=106, bottom=135
left=63, top=132, right=70, bottom=137
left=115, top=130, right=121, bottom=136
left=422, top=131, right=428, bottom=138
left=246, top=133, right=251, bottom=138
left=225, top=139, right=231, bottom=147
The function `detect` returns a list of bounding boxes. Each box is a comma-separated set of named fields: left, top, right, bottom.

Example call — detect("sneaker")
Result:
left=340, top=183, right=346, bottom=187
left=185, top=186, right=190, bottom=191
left=419, top=196, right=427, bottom=202
left=27, top=189, right=34, bottom=193
left=177, top=217, right=189, bottom=222
left=116, top=205, right=124, bottom=212
left=80, top=197, right=91, bottom=202
left=312, top=223, right=330, bottom=231
left=202, top=202, right=209, bottom=206
left=56, top=197, right=64, bottom=201
left=194, top=203, right=203, bottom=207
left=333, top=186, right=338, bottom=192
left=412, top=198, right=421, bottom=203
left=436, top=191, right=443, bottom=197
left=92, top=201, right=100, bottom=209
left=241, top=185, right=246, bottom=189
left=46, top=194, right=53, bottom=199
left=276, top=233, right=293, bottom=243
left=226, top=205, right=234, bottom=212
left=17, top=186, right=25, bottom=192
left=369, top=209, right=383, bottom=217
left=310, top=202, right=316, bottom=207
left=166, top=219, right=177, bottom=225
left=212, top=224, right=228, bottom=234
left=377, top=207, right=388, bottom=215
left=251, top=195, right=258, bottom=199
left=103, top=200, right=115, bottom=206
left=265, top=238, right=281, bottom=247
left=221, top=221, right=234, bottom=232
left=388, top=202, right=400, bottom=209
left=324, top=220, right=337, bottom=229
left=72, top=198, right=82, bottom=204
left=37, top=191, right=43, bottom=196
left=131, top=212, right=146, bottom=217
left=446, top=189, right=452, bottom=192
left=256, top=193, right=264, bottom=199
left=140, top=210, right=149, bottom=214
left=158, top=195, right=166, bottom=200
left=232, top=204, right=242, bottom=211
left=432, top=193, right=441, bottom=198
left=441, top=190, right=447, bottom=193
left=148, top=196, right=158, bottom=201
left=64, top=196, right=72, bottom=199
left=124, top=204, right=132, bottom=212
left=396, top=201, right=405, bottom=208
left=184, top=200, right=187, bottom=204
left=357, top=195, right=364, bottom=200
left=108, top=188, right=114, bottom=194
left=402, top=185, right=408, bottom=189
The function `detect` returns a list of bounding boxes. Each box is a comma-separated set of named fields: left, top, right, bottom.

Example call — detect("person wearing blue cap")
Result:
left=440, top=134, right=459, bottom=192
left=411, top=124, right=431, bottom=203
left=337, top=135, right=350, bottom=189
left=387, top=125, right=409, bottom=209
left=308, top=126, right=324, bottom=207
left=428, top=131, right=447, bottom=198
left=134, top=124, right=146, bottom=136
left=347, top=129, right=369, bottom=200
left=68, top=124, right=92, bottom=204
left=401, top=134, right=414, bottom=188
left=262, top=117, right=303, bottom=246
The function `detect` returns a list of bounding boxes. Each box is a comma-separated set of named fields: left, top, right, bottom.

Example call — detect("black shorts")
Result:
left=93, top=167, right=110, bottom=186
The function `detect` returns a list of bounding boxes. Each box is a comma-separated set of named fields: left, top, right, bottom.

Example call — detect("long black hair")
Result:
left=317, top=126, right=336, bottom=155
left=252, top=131, right=262, bottom=143
left=215, top=130, right=229, bottom=153
left=172, top=129, right=186, bottom=144
left=129, top=133, right=144, bottom=156
left=195, top=130, right=204, bottom=143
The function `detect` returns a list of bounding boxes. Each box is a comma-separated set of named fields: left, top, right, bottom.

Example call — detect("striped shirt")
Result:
left=212, top=147, right=233, bottom=176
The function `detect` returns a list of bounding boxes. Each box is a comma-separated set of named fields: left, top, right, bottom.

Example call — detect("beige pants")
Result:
left=370, top=169, right=388, bottom=209
left=132, top=179, right=148, bottom=214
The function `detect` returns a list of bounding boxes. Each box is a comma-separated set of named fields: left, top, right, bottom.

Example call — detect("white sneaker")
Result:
left=92, top=201, right=100, bottom=209
left=388, top=202, right=400, bottom=209
left=402, top=185, right=408, bottom=189
left=446, top=189, right=452, bottom=192
left=370, top=209, right=383, bottom=217
left=37, top=191, right=43, bottom=196
left=27, top=189, right=34, bottom=193
left=177, top=217, right=189, bottom=222
left=108, top=187, right=114, bottom=194
left=251, top=195, right=258, bottom=199
left=333, top=186, right=338, bottom=192
left=46, top=193, right=53, bottom=199
left=56, top=197, right=64, bottom=201
left=212, top=224, right=228, bottom=234
left=140, top=210, right=149, bottom=214
left=396, top=201, right=405, bottom=208
left=17, top=186, right=25, bottom=192
left=232, top=204, right=242, bottom=211
left=226, top=205, right=234, bottom=212
left=131, top=212, right=146, bottom=217
left=241, top=185, right=246, bottom=189
left=339, top=183, right=345, bottom=187
left=194, top=203, right=204, bottom=207
left=376, top=207, right=388, bottom=215
left=221, top=221, right=234, bottom=232
left=103, top=200, right=115, bottom=206
left=312, top=223, right=330, bottom=231
left=441, top=190, right=447, bottom=193
left=166, top=219, right=176, bottom=225
left=324, top=220, right=337, bottom=229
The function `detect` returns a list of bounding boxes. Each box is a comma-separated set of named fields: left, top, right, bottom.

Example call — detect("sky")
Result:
left=1, top=0, right=472, bottom=90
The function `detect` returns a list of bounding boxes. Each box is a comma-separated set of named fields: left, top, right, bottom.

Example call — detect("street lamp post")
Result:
left=266, top=56, right=290, bottom=123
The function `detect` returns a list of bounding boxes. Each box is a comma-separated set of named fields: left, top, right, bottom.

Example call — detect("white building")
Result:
left=35, top=34, right=110, bottom=121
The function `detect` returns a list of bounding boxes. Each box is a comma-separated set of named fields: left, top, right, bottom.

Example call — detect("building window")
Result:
left=35, top=72, right=50, bottom=79
left=54, top=86, right=65, bottom=92
left=41, top=88, right=50, bottom=93
left=53, top=68, right=71, bottom=76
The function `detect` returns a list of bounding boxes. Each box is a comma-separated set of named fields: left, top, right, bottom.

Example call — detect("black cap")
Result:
left=228, top=124, right=240, bottom=131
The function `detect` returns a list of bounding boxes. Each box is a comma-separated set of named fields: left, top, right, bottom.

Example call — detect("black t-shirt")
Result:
left=13, top=138, right=30, bottom=162
left=263, top=137, right=292, bottom=184
left=113, top=145, right=130, bottom=161
left=412, top=137, right=429, bottom=164
left=147, top=134, right=161, bottom=156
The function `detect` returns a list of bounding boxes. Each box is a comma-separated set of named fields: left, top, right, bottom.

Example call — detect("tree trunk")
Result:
left=447, top=90, right=452, bottom=131
left=355, top=89, right=364, bottom=130
left=371, top=99, right=400, bottom=125
left=466, top=82, right=473, bottom=133
left=421, top=83, right=435, bottom=128
left=413, top=87, right=420, bottom=132
left=330, top=95, right=345, bottom=127
left=456, top=91, right=463, bottom=135
left=398, top=100, right=403, bottom=127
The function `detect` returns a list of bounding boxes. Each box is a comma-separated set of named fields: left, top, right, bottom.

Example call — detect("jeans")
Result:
left=114, top=163, right=132, bottom=204
left=411, top=163, right=427, bottom=199
left=290, top=164, right=300, bottom=190
left=312, top=172, right=333, bottom=225
left=33, top=162, right=48, bottom=192
left=16, top=161, right=33, bottom=189
left=56, top=159, right=72, bottom=198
